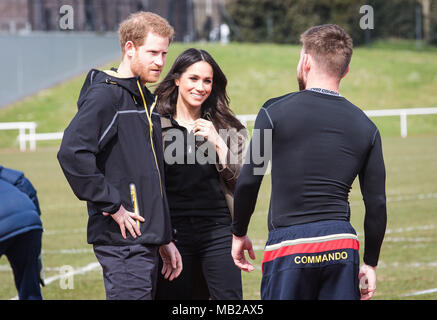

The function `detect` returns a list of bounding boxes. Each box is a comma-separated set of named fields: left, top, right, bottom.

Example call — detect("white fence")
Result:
left=237, top=107, right=437, bottom=139
left=365, top=107, right=437, bottom=138
left=0, top=122, right=36, bottom=151
left=1, top=107, right=437, bottom=151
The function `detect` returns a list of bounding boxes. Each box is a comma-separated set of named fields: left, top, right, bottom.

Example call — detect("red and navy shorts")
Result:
left=261, top=220, right=360, bottom=300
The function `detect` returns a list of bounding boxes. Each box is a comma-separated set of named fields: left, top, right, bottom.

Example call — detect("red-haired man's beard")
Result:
left=131, top=53, right=161, bottom=84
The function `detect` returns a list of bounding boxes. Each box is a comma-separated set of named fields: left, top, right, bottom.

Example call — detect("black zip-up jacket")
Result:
left=57, top=69, right=172, bottom=246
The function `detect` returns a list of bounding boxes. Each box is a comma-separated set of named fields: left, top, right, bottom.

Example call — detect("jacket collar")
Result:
left=102, top=68, right=155, bottom=108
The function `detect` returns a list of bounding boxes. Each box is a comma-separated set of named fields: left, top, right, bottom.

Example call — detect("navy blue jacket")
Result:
left=0, top=166, right=43, bottom=242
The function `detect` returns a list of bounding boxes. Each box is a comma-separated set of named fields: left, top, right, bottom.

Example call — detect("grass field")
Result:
left=0, top=40, right=437, bottom=300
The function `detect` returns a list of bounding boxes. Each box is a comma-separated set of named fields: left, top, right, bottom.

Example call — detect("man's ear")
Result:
left=124, top=41, right=136, bottom=58
left=342, top=65, right=350, bottom=79
left=303, top=53, right=312, bottom=73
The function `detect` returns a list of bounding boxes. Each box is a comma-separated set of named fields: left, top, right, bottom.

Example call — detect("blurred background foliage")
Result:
left=226, top=0, right=437, bottom=45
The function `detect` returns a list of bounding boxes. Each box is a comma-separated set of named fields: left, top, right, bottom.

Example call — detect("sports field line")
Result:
left=43, top=228, right=86, bottom=235
left=378, top=261, right=437, bottom=268
left=402, top=288, right=437, bottom=297
left=0, top=265, right=86, bottom=272
left=43, top=192, right=437, bottom=217
left=43, top=262, right=101, bottom=285
left=9, top=261, right=101, bottom=300
left=386, top=192, right=437, bottom=202
left=38, top=221, right=435, bottom=255
left=42, top=248, right=93, bottom=254
left=355, top=224, right=435, bottom=236
left=384, top=224, right=435, bottom=234
left=383, top=236, right=436, bottom=242
left=349, top=192, right=437, bottom=207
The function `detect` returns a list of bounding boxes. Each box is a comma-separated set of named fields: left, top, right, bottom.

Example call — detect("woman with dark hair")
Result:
left=154, top=48, right=246, bottom=300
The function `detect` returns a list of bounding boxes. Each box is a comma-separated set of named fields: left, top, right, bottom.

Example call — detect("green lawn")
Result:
left=0, top=40, right=436, bottom=300
left=1, top=40, right=437, bottom=148
left=1, top=132, right=437, bottom=300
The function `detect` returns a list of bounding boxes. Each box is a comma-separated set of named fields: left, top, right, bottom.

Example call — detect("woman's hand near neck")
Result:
left=174, top=99, right=229, bottom=169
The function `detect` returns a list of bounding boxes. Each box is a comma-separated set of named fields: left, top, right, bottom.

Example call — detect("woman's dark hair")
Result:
left=154, top=48, right=245, bottom=131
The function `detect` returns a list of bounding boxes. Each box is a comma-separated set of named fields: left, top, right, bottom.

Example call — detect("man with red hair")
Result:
left=58, top=12, right=181, bottom=300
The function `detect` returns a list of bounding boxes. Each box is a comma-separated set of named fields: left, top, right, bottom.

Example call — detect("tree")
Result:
left=420, top=0, right=432, bottom=43
left=225, top=0, right=430, bottom=45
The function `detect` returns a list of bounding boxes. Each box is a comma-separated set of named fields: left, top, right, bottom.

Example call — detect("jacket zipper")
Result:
left=136, top=80, right=163, bottom=198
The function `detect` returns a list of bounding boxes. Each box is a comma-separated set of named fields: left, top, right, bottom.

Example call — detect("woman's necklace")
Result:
left=175, top=118, right=196, bottom=154
left=176, top=117, right=197, bottom=127
left=179, top=119, right=195, bottom=126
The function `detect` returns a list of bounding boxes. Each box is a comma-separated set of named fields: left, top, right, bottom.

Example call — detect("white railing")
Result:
left=22, top=132, right=64, bottom=143
left=365, top=108, right=437, bottom=138
left=0, top=122, right=37, bottom=151
left=237, top=107, right=437, bottom=139
left=1, top=107, right=437, bottom=151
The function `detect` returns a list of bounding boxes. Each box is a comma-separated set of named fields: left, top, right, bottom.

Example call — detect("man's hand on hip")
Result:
left=102, top=205, right=145, bottom=239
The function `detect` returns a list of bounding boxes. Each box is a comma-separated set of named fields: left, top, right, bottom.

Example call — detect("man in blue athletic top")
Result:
left=231, top=24, right=387, bottom=300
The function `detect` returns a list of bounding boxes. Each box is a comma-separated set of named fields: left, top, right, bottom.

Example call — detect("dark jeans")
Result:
left=93, top=244, right=159, bottom=300
left=0, top=229, right=43, bottom=300
left=156, top=216, right=242, bottom=300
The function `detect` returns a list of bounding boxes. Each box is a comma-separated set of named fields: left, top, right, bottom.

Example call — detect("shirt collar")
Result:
left=307, top=87, right=341, bottom=97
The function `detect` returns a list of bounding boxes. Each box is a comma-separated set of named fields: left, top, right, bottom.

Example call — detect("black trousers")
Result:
left=156, top=216, right=242, bottom=300
left=0, top=229, right=43, bottom=300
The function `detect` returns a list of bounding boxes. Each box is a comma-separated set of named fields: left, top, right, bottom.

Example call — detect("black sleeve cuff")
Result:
left=231, top=223, right=247, bottom=237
